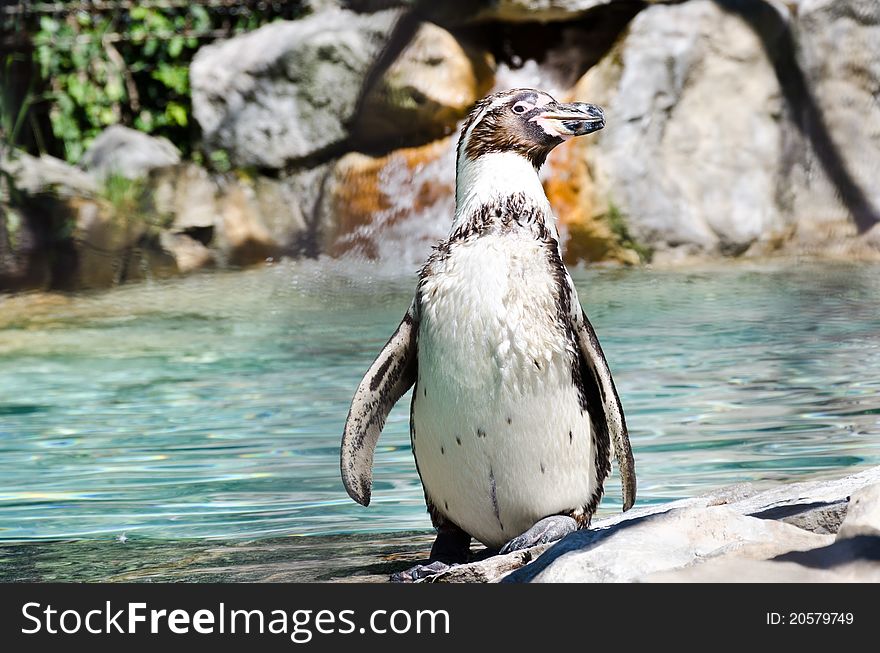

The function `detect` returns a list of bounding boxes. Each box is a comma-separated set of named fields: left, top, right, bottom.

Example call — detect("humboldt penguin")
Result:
left=341, top=88, right=636, bottom=582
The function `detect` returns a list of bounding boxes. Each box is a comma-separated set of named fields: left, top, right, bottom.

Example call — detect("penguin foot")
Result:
left=390, top=560, right=458, bottom=583
left=499, top=515, right=577, bottom=554
left=391, top=521, right=470, bottom=582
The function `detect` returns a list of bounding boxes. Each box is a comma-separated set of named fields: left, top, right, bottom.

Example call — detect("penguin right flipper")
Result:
left=573, top=309, right=637, bottom=512
left=341, top=302, right=418, bottom=507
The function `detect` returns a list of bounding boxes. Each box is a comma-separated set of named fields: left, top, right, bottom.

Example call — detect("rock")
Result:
left=354, top=22, right=494, bottom=149
left=544, top=140, right=643, bottom=265
left=148, top=164, right=308, bottom=267
left=0, top=201, right=54, bottom=291
left=727, top=465, right=880, bottom=525
left=571, top=0, right=789, bottom=261
left=503, top=505, right=832, bottom=583
left=149, top=164, right=218, bottom=233
left=470, top=0, right=624, bottom=23
left=216, top=185, right=279, bottom=266
left=159, top=232, right=216, bottom=274
left=749, top=500, right=849, bottom=535
left=781, top=0, right=880, bottom=250
left=837, top=484, right=880, bottom=540
left=327, top=136, right=455, bottom=260
left=191, top=8, right=401, bottom=169
left=216, top=176, right=309, bottom=266
left=1, top=148, right=97, bottom=199
left=644, top=554, right=880, bottom=582
left=434, top=465, right=880, bottom=582
left=79, top=125, right=181, bottom=180
left=71, top=196, right=180, bottom=290
left=430, top=544, right=554, bottom=584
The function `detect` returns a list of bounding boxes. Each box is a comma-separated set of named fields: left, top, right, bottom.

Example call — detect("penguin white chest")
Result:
left=413, top=232, right=598, bottom=548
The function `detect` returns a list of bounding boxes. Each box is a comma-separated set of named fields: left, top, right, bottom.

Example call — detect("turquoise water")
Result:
left=0, top=260, right=879, bottom=542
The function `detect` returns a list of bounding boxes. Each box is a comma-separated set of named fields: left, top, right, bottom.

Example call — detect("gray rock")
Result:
left=190, top=8, right=401, bottom=169
left=503, top=505, right=832, bottom=583
left=782, top=0, right=880, bottom=246
left=435, top=465, right=880, bottom=582
left=353, top=22, right=494, bottom=148
left=572, top=0, right=789, bottom=260
left=150, top=164, right=218, bottom=233
left=148, top=164, right=309, bottom=266
left=80, top=125, right=181, bottom=180
left=0, top=148, right=97, bottom=198
left=837, top=484, right=880, bottom=540
left=749, top=500, right=849, bottom=535
left=644, top=555, right=880, bottom=583
left=429, top=544, right=554, bottom=584
left=159, top=232, right=216, bottom=274
left=470, top=0, right=624, bottom=23
left=728, top=465, right=880, bottom=524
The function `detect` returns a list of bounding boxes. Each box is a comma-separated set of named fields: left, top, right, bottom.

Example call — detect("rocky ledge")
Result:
left=429, top=465, right=880, bottom=583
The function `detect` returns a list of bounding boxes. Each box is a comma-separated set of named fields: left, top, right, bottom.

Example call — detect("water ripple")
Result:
left=0, top=261, right=879, bottom=540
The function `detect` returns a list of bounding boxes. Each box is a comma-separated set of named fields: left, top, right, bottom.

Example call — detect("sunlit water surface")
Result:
left=0, top=261, right=879, bottom=542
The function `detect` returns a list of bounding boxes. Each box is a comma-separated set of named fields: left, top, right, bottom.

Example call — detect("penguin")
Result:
left=341, top=88, right=636, bottom=582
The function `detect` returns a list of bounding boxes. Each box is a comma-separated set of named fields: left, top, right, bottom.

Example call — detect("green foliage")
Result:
left=33, top=8, right=207, bottom=162
left=10, top=2, right=308, bottom=165
left=607, top=200, right=653, bottom=263
left=102, top=173, right=172, bottom=234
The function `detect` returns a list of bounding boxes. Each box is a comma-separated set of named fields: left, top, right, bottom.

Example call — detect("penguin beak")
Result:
left=532, top=102, right=605, bottom=139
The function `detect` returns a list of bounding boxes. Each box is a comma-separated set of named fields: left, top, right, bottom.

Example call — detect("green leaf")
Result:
left=98, top=107, right=116, bottom=125
left=135, top=110, right=154, bottom=132
left=190, top=6, right=211, bottom=30
left=168, top=36, right=184, bottom=59
left=67, top=76, right=86, bottom=104
left=165, top=102, right=188, bottom=127
left=39, top=16, right=60, bottom=34
left=105, top=77, right=125, bottom=103
left=152, top=64, right=189, bottom=95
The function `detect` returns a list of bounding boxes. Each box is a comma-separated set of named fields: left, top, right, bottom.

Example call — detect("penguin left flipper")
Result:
left=341, top=302, right=418, bottom=507
left=572, top=306, right=637, bottom=511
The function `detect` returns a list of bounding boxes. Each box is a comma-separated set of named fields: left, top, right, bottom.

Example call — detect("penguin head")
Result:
left=457, top=88, right=605, bottom=170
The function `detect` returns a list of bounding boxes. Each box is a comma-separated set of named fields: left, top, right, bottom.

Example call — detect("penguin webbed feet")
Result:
left=390, top=560, right=459, bottom=583
left=499, top=515, right=577, bottom=554
left=390, top=522, right=471, bottom=583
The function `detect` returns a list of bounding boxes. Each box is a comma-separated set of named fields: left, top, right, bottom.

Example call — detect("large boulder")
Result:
left=545, top=139, right=643, bottom=265
left=71, top=197, right=179, bottom=290
left=1, top=150, right=94, bottom=290
left=191, top=9, right=401, bottom=168
left=837, top=484, right=880, bottom=540
left=79, top=125, right=181, bottom=180
left=353, top=22, right=494, bottom=149
left=782, top=0, right=880, bottom=250
left=429, top=465, right=880, bottom=582
left=148, top=164, right=309, bottom=267
left=504, top=505, right=833, bottom=583
left=570, top=0, right=790, bottom=261
left=0, top=148, right=97, bottom=199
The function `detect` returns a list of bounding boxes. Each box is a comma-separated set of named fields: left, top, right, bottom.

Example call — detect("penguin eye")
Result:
left=512, top=101, right=533, bottom=115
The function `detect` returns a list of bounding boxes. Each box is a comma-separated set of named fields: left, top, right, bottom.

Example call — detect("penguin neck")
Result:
left=452, top=151, right=557, bottom=238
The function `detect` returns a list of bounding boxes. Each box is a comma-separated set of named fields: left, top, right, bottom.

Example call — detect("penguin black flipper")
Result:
left=341, top=302, right=418, bottom=507
left=573, top=308, right=637, bottom=511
